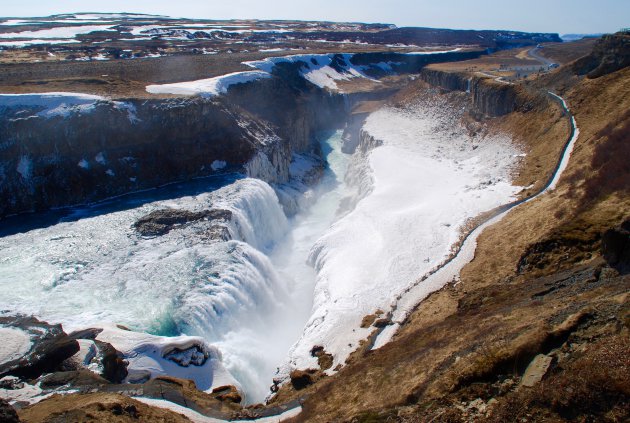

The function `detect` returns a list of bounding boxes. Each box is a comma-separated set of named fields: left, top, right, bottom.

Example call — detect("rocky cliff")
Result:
left=572, top=31, right=630, bottom=78
left=420, top=68, right=548, bottom=117
left=0, top=50, right=496, bottom=218
left=0, top=70, right=348, bottom=217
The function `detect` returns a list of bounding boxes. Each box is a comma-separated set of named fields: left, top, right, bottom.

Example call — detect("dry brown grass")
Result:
left=536, top=38, right=597, bottom=65
left=490, top=335, right=630, bottom=422
left=18, top=393, right=192, bottom=422
left=427, top=47, right=540, bottom=73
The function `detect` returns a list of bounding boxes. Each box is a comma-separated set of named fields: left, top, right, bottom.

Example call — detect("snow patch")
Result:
left=0, top=92, right=105, bottom=118
left=0, top=25, right=116, bottom=39
left=95, top=152, right=106, bottom=165
left=244, top=53, right=377, bottom=91
left=285, top=96, right=522, bottom=372
left=146, top=71, right=271, bottom=97
left=94, top=324, right=237, bottom=392
left=0, top=39, right=80, bottom=47
left=0, top=327, right=31, bottom=365
left=134, top=397, right=301, bottom=422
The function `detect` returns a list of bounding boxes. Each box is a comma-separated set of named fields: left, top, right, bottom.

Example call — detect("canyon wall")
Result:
left=0, top=50, right=493, bottom=218
left=420, top=68, right=548, bottom=117
left=0, top=73, right=347, bottom=217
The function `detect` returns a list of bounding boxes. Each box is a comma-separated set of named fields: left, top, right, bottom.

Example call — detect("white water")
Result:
left=0, top=131, right=349, bottom=404
left=219, top=131, right=350, bottom=401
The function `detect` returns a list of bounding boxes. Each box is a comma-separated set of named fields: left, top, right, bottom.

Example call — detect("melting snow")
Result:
left=146, top=71, right=271, bottom=97
left=0, top=39, right=80, bottom=47
left=94, top=324, right=237, bottom=392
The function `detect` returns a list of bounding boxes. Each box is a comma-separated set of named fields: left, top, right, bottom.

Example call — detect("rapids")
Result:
left=0, top=131, right=350, bottom=403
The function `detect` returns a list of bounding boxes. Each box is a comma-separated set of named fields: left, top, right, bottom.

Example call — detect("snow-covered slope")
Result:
left=146, top=71, right=271, bottom=97
left=283, top=94, right=523, bottom=372
left=245, top=53, right=378, bottom=90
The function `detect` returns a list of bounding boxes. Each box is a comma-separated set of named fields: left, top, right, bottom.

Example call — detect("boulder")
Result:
left=211, top=385, right=242, bottom=403
left=289, top=369, right=316, bottom=390
left=0, top=316, right=79, bottom=380
left=0, top=399, right=20, bottom=423
left=67, top=329, right=128, bottom=383
left=97, top=341, right=129, bottom=384
left=601, top=220, right=630, bottom=273
left=520, top=354, right=554, bottom=387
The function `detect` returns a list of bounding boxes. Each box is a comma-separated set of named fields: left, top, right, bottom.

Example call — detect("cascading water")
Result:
left=0, top=130, right=351, bottom=403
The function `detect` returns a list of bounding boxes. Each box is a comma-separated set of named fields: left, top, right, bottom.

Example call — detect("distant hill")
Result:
left=561, top=33, right=604, bottom=42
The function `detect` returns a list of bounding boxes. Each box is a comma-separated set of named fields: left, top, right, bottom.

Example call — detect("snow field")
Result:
left=284, top=94, right=523, bottom=371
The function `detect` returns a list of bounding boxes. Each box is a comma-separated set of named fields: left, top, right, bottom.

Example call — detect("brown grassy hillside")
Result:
left=282, top=43, right=630, bottom=423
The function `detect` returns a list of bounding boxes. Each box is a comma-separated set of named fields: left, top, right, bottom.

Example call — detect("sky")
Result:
left=1, top=0, right=628, bottom=35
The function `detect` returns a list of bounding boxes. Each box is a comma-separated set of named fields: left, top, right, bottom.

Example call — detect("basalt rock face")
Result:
left=470, top=78, right=520, bottom=117
left=349, top=50, right=485, bottom=76
left=0, top=68, right=348, bottom=218
left=420, top=68, right=471, bottom=92
left=419, top=69, right=548, bottom=117
left=0, top=97, right=268, bottom=218
left=420, top=69, right=519, bottom=116
left=228, top=62, right=348, bottom=154
left=572, top=32, right=630, bottom=78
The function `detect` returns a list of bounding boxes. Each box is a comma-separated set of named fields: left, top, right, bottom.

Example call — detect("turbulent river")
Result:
left=0, top=131, right=350, bottom=403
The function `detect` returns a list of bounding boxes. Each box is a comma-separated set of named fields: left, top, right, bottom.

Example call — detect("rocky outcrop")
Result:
left=0, top=399, right=20, bottom=423
left=572, top=32, right=630, bottom=78
left=420, top=68, right=471, bottom=92
left=0, top=316, right=79, bottom=380
left=66, top=328, right=129, bottom=383
left=420, top=69, right=517, bottom=116
left=602, top=220, right=630, bottom=273
left=419, top=68, right=549, bottom=117
left=289, top=369, right=317, bottom=390
left=211, top=385, right=242, bottom=404
left=470, top=78, right=520, bottom=117
left=133, top=208, right=232, bottom=237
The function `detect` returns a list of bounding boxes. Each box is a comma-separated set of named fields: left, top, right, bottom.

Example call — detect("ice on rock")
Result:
left=94, top=324, right=237, bottom=391
left=0, top=327, right=32, bottom=366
